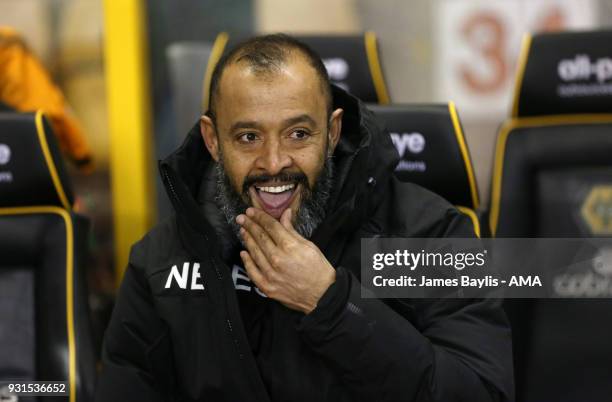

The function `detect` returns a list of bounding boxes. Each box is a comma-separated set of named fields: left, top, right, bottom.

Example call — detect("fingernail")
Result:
left=246, top=208, right=254, bottom=217
left=236, top=215, right=245, bottom=224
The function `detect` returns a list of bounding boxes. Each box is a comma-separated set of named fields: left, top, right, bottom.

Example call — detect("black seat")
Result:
left=202, top=32, right=390, bottom=110
left=489, top=30, right=612, bottom=402
left=369, top=102, right=482, bottom=236
left=0, top=111, right=96, bottom=401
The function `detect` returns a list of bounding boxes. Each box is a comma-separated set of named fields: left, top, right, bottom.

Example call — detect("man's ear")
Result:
left=200, top=114, right=220, bottom=161
left=328, top=108, right=343, bottom=154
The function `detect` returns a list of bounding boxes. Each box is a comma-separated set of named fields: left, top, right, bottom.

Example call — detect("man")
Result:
left=96, top=34, right=513, bottom=402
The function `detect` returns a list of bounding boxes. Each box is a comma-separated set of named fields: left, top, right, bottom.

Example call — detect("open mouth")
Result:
left=249, top=182, right=300, bottom=219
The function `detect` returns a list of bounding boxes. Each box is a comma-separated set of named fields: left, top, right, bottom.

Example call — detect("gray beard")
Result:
left=214, top=155, right=334, bottom=241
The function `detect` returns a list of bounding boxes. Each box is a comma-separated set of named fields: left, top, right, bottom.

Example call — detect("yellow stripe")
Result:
left=103, top=0, right=156, bottom=284
left=448, top=101, right=480, bottom=209
left=489, top=122, right=510, bottom=237
left=202, top=32, right=229, bottom=111
left=456, top=206, right=481, bottom=238
left=511, top=33, right=532, bottom=118
left=501, top=114, right=612, bottom=127
left=364, top=31, right=390, bottom=104
left=489, top=114, right=612, bottom=236
left=0, top=206, right=75, bottom=402
left=34, top=111, right=71, bottom=210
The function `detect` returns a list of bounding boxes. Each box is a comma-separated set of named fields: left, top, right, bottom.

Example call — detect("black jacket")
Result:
left=95, top=88, right=514, bottom=402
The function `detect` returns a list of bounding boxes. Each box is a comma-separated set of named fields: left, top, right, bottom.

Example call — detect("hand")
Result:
left=236, top=207, right=336, bottom=314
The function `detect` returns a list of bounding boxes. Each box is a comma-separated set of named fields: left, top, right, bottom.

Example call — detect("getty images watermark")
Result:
left=360, top=238, right=612, bottom=299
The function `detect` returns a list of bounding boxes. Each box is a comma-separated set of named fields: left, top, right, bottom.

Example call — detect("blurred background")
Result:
left=3, top=0, right=610, bottom=282
left=2, top=0, right=612, bottom=399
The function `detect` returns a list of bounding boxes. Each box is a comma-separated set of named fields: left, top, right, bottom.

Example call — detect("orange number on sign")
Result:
left=535, top=6, right=566, bottom=32
left=460, top=12, right=507, bottom=94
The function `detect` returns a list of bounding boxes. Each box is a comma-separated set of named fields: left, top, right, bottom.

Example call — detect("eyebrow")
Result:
left=228, top=114, right=317, bottom=133
left=282, top=114, right=317, bottom=127
left=229, top=120, right=263, bottom=132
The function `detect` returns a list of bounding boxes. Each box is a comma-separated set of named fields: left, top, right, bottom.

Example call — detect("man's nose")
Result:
left=254, top=139, right=292, bottom=175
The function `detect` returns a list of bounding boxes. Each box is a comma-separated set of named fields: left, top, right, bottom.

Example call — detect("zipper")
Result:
left=163, top=166, right=243, bottom=358
left=211, top=256, right=244, bottom=360
left=211, top=253, right=270, bottom=401
left=162, top=167, right=181, bottom=211
left=163, top=163, right=270, bottom=401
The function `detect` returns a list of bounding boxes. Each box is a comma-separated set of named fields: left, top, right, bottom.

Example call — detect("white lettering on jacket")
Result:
left=231, top=264, right=267, bottom=298
left=164, top=262, right=205, bottom=290
left=163, top=262, right=267, bottom=296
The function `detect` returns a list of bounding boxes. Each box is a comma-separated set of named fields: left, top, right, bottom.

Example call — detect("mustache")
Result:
left=242, top=171, right=309, bottom=193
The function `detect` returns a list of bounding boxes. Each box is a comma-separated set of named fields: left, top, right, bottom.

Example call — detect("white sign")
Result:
left=0, top=144, right=11, bottom=165
left=390, top=132, right=426, bottom=157
left=434, top=0, right=598, bottom=117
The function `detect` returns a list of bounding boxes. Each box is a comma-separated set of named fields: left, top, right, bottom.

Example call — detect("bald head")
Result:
left=207, top=34, right=333, bottom=123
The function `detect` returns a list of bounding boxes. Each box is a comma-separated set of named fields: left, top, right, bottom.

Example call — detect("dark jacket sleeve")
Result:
left=297, top=211, right=514, bottom=402
left=94, top=262, right=175, bottom=402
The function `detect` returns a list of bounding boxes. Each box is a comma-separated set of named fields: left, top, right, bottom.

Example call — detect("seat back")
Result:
left=0, top=111, right=96, bottom=401
left=490, top=30, right=612, bottom=402
left=369, top=102, right=481, bottom=236
left=201, top=31, right=390, bottom=110
left=166, top=42, right=213, bottom=136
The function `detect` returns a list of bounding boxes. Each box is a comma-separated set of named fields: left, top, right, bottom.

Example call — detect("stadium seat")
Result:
left=369, top=102, right=482, bottom=237
left=166, top=42, right=213, bottom=136
left=201, top=32, right=390, bottom=111
left=0, top=111, right=96, bottom=401
left=490, top=30, right=612, bottom=402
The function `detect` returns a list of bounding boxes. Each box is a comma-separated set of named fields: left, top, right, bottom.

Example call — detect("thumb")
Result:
left=281, top=208, right=298, bottom=235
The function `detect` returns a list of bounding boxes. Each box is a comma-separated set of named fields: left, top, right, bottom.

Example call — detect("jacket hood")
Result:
left=159, top=86, right=399, bottom=259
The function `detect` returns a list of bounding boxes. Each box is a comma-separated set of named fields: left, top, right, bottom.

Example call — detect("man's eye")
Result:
left=238, top=132, right=258, bottom=142
left=289, top=129, right=310, bottom=140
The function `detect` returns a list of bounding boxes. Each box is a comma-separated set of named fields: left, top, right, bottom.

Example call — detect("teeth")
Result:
left=256, top=183, right=295, bottom=193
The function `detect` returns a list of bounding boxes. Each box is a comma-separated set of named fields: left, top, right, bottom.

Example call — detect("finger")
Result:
left=240, top=227, right=275, bottom=276
left=247, top=208, right=293, bottom=245
left=240, top=251, right=267, bottom=292
left=280, top=208, right=301, bottom=239
left=237, top=212, right=277, bottom=253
